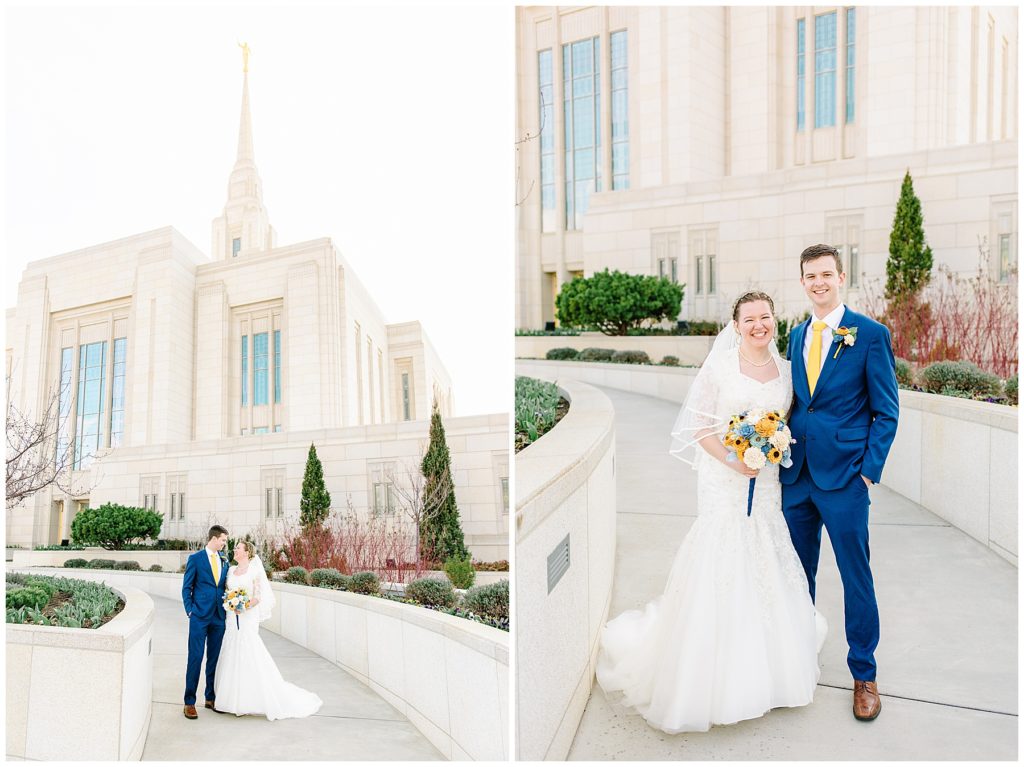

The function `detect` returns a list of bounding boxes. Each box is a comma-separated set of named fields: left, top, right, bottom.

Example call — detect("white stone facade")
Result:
left=516, top=6, right=1019, bottom=326
left=6, top=67, right=507, bottom=560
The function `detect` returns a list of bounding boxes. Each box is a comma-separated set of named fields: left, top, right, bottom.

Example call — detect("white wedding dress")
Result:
left=214, top=563, right=323, bottom=720
left=595, top=346, right=824, bottom=733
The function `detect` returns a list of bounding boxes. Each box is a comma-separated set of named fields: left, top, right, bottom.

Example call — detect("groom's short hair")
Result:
left=208, top=525, right=228, bottom=541
left=800, top=243, right=843, bottom=275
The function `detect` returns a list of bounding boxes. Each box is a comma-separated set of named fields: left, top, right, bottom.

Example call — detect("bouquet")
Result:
left=723, top=408, right=794, bottom=516
left=223, top=588, right=251, bottom=628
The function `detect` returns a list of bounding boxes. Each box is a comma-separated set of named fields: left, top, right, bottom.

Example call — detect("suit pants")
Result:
left=782, top=462, right=879, bottom=681
left=184, top=613, right=225, bottom=705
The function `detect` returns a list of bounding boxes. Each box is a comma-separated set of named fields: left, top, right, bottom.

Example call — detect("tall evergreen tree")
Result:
left=300, top=442, right=331, bottom=530
left=885, top=170, right=934, bottom=301
left=420, top=399, right=469, bottom=563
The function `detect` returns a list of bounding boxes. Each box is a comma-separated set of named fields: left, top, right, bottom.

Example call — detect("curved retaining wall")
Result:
left=9, top=569, right=508, bottom=761
left=515, top=375, right=617, bottom=761
left=6, top=576, right=154, bottom=761
left=515, top=334, right=714, bottom=365
left=517, top=359, right=1018, bottom=566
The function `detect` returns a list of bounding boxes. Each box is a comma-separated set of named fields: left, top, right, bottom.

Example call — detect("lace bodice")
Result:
left=227, top=566, right=262, bottom=600
left=712, top=347, right=793, bottom=423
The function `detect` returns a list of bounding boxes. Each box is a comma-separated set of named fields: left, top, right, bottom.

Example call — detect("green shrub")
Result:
left=349, top=571, right=380, bottom=595
left=444, top=557, right=476, bottom=589
left=405, top=577, right=457, bottom=608
left=579, top=347, right=615, bottom=362
left=154, top=538, right=195, bottom=551
left=311, top=568, right=350, bottom=590
left=148, top=564, right=163, bottom=573
left=546, top=347, right=580, bottom=361
left=114, top=560, right=142, bottom=571
left=6, top=585, right=52, bottom=611
left=1004, top=374, right=1018, bottom=406
left=284, top=566, right=310, bottom=585
left=681, top=320, right=724, bottom=337
left=462, top=580, right=509, bottom=621
left=660, top=355, right=680, bottom=367
left=611, top=350, right=651, bottom=365
left=555, top=269, right=683, bottom=334
left=87, top=559, right=117, bottom=570
left=919, top=360, right=1002, bottom=399
left=63, top=558, right=89, bottom=568
left=894, top=358, right=914, bottom=388
left=70, top=503, right=162, bottom=549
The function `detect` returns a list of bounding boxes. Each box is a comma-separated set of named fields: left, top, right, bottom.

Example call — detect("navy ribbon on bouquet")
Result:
left=747, top=477, right=755, bottom=517
left=235, top=612, right=239, bottom=630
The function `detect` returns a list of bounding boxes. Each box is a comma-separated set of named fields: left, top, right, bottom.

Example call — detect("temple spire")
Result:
left=211, top=43, right=275, bottom=261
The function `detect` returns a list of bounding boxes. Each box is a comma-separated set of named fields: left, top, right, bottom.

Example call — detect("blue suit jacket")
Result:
left=780, top=307, right=900, bottom=490
left=181, top=549, right=229, bottom=621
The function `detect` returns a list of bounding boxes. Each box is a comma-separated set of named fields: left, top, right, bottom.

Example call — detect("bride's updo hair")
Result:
left=731, top=290, right=776, bottom=321
left=240, top=540, right=256, bottom=560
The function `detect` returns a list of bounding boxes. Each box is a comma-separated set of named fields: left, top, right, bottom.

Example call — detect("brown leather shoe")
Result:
left=853, top=680, right=881, bottom=720
left=205, top=700, right=223, bottom=713
left=183, top=704, right=198, bottom=719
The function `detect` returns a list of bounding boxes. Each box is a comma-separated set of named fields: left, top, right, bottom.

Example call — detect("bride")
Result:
left=214, top=540, right=323, bottom=720
left=595, top=290, right=825, bottom=734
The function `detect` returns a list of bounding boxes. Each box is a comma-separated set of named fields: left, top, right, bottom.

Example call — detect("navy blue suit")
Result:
left=781, top=307, right=899, bottom=681
left=182, top=548, right=229, bottom=705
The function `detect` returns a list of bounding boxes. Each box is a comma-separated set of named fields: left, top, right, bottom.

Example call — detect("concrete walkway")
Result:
left=144, top=594, right=442, bottom=761
left=569, top=386, right=1017, bottom=761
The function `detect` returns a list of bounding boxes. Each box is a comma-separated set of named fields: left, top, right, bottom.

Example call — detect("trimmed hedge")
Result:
left=894, top=357, right=914, bottom=388
left=349, top=571, right=380, bottom=595
left=611, top=350, right=651, bottom=365
left=546, top=347, right=580, bottom=361
left=114, top=560, right=142, bottom=571
left=404, top=577, right=457, bottom=608
left=284, top=566, right=310, bottom=585
left=660, top=355, right=680, bottom=367
left=1005, top=374, right=1018, bottom=406
left=311, top=568, right=350, bottom=590
left=579, top=347, right=615, bottom=362
left=64, top=558, right=89, bottom=568
left=919, top=360, right=1002, bottom=399
left=87, top=559, right=117, bottom=570
left=462, top=579, right=509, bottom=622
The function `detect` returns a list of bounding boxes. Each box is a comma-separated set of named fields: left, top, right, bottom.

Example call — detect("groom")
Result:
left=181, top=524, right=230, bottom=719
left=781, top=244, right=899, bottom=722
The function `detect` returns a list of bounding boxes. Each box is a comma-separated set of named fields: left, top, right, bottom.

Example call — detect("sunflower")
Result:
left=754, top=418, right=776, bottom=438
left=765, top=411, right=780, bottom=422
left=767, top=447, right=783, bottom=464
left=735, top=438, right=750, bottom=452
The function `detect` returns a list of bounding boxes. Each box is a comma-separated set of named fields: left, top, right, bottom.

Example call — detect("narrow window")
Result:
left=110, top=337, right=127, bottom=448
left=241, top=335, right=248, bottom=405
left=538, top=49, right=556, bottom=232
left=232, top=237, right=241, bottom=257
left=814, top=12, right=837, bottom=128
left=610, top=30, right=629, bottom=190
left=564, top=36, right=601, bottom=229
left=845, top=8, right=856, bottom=123
left=273, top=330, right=281, bottom=404
left=797, top=19, right=806, bottom=131
left=254, top=332, right=268, bottom=406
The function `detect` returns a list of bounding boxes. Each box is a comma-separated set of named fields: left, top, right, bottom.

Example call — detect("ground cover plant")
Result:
left=6, top=572, right=124, bottom=629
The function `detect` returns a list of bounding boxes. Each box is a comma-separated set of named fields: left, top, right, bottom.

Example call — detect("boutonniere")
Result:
left=833, top=326, right=858, bottom=359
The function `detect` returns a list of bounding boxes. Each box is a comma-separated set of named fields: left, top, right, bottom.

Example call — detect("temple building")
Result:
left=6, top=54, right=509, bottom=560
left=516, top=6, right=1018, bottom=326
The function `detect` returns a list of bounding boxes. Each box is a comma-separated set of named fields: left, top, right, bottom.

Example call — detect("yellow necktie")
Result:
left=211, top=552, right=220, bottom=584
left=807, top=321, right=827, bottom=395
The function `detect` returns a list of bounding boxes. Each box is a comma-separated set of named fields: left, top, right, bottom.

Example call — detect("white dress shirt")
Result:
left=802, top=303, right=846, bottom=376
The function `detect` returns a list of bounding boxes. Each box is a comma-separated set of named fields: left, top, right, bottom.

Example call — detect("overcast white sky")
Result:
left=4, top=3, right=513, bottom=417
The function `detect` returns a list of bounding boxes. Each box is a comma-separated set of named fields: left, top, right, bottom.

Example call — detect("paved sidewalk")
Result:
left=569, top=386, right=1017, bottom=761
left=144, top=594, right=442, bottom=761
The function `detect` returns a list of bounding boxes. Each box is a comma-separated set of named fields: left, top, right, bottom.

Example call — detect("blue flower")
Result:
left=739, top=423, right=755, bottom=437
left=749, top=435, right=768, bottom=448
left=780, top=454, right=794, bottom=468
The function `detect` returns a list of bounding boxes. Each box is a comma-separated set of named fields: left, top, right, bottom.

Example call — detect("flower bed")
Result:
left=515, top=375, right=570, bottom=452
left=6, top=572, right=124, bottom=628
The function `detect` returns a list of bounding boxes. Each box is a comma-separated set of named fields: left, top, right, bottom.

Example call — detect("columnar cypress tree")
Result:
left=886, top=170, right=934, bottom=301
left=420, top=399, right=469, bottom=563
left=300, top=442, right=331, bottom=530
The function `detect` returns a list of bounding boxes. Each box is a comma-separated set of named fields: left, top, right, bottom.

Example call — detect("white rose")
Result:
left=743, top=449, right=767, bottom=470
left=770, top=431, right=790, bottom=450
left=844, top=335, right=855, bottom=346
left=747, top=408, right=766, bottom=423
